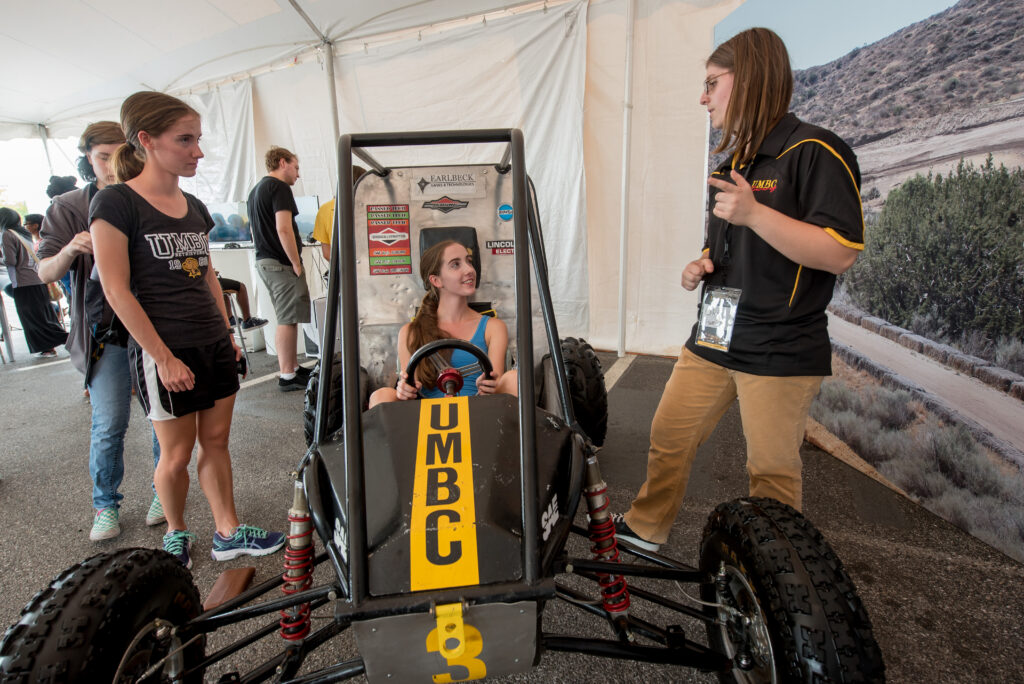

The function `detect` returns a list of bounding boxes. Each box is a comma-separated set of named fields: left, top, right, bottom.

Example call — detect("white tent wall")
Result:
left=181, top=80, right=258, bottom=204
left=251, top=63, right=338, bottom=201
left=249, top=0, right=592, bottom=336
left=583, top=0, right=743, bottom=355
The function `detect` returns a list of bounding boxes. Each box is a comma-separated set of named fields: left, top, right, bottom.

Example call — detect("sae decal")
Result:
left=497, top=204, right=513, bottom=222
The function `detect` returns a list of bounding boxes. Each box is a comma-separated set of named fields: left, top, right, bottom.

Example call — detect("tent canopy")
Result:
left=1, top=0, right=548, bottom=139
left=1, top=0, right=745, bottom=354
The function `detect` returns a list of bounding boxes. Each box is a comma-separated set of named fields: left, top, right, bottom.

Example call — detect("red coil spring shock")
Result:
left=280, top=479, right=315, bottom=641
left=584, top=483, right=631, bottom=614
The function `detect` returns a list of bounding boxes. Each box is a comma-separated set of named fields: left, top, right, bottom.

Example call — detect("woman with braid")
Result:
left=368, top=240, right=517, bottom=406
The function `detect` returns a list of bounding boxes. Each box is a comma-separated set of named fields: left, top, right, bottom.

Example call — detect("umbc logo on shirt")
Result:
left=181, top=257, right=201, bottom=278
left=144, top=232, right=209, bottom=258
left=751, top=178, right=779, bottom=193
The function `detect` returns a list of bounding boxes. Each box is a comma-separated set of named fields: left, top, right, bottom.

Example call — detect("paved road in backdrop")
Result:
left=828, top=312, right=1024, bottom=456
left=1, top=348, right=1022, bottom=681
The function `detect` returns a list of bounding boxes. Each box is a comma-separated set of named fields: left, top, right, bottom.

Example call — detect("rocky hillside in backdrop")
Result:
left=791, top=0, right=1024, bottom=148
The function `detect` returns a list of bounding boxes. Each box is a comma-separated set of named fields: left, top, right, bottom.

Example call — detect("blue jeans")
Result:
left=87, top=343, right=161, bottom=510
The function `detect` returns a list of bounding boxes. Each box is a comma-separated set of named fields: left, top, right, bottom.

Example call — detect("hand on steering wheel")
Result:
left=394, top=371, right=420, bottom=401
left=404, top=338, right=494, bottom=397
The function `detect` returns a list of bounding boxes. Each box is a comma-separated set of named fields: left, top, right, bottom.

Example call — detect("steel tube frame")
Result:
left=543, top=636, right=729, bottom=671
left=315, top=129, right=544, bottom=615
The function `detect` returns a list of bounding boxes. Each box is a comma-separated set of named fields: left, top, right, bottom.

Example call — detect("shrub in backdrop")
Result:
left=812, top=378, right=1024, bottom=562
left=845, top=158, right=1024, bottom=345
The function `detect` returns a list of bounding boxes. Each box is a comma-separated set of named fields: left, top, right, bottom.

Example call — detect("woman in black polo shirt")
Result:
left=91, top=91, right=284, bottom=568
left=615, top=28, right=864, bottom=552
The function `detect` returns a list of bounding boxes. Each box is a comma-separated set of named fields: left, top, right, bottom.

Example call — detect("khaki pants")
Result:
left=624, top=347, right=822, bottom=544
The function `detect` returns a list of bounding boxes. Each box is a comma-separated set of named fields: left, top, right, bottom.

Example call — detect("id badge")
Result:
left=695, top=286, right=741, bottom=351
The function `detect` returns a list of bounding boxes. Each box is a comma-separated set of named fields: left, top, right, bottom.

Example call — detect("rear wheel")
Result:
left=700, top=498, right=885, bottom=683
left=303, top=356, right=369, bottom=447
left=0, top=548, right=204, bottom=683
left=560, top=337, right=608, bottom=446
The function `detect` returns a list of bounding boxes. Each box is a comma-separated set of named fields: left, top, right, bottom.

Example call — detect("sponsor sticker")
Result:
left=422, top=196, right=469, bottom=213
left=497, top=204, right=513, bottom=221
left=366, top=204, right=412, bottom=275
left=410, top=398, right=479, bottom=591
left=410, top=172, right=485, bottom=199
left=485, top=239, right=514, bottom=256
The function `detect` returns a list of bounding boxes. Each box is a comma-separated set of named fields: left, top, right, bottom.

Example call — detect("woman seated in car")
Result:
left=368, top=239, right=517, bottom=407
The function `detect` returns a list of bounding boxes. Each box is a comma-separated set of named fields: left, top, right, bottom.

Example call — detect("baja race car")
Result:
left=0, top=129, right=885, bottom=683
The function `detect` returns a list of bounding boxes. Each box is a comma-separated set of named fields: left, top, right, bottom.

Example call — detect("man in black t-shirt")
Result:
left=247, top=146, right=311, bottom=392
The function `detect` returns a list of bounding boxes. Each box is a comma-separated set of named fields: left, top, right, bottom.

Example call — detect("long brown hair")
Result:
left=709, top=27, right=792, bottom=167
left=406, top=240, right=470, bottom=388
left=112, top=91, right=199, bottom=183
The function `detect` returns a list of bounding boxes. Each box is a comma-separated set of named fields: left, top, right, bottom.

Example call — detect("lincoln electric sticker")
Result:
left=367, top=204, right=412, bottom=275
left=486, top=240, right=514, bottom=256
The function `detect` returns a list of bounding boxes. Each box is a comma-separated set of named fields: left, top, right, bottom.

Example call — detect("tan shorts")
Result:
left=255, top=259, right=310, bottom=325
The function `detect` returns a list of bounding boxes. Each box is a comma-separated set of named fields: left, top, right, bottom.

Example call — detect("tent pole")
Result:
left=37, top=124, right=55, bottom=177
left=286, top=0, right=341, bottom=178
left=616, top=0, right=637, bottom=358
left=323, top=41, right=341, bottom=153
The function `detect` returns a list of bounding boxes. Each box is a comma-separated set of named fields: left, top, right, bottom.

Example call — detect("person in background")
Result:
left=0, top=208, right=67, bottom=358
left=37, top=121, right=164, bottom=541
left=46, top=175, right=78, bottom=199
left=90, top=92, right=284, bottom=568
left=311, top=165, right=366, bottom=261
left=22, top=214, right=44, bottom=245
left=247, top=146, right=311, bottom=392
left=216, top=275, right=267, bottom=330
left=613, top=28, right=864, bottom=552
left=28, top=211, right=73, bottom=300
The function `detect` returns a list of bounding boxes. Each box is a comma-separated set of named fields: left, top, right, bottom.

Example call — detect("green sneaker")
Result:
left=90, top=507, right=120, bottom=541
left=146, top=495, right=166, bottom=526
left=163, top=529, right=199, bottom=569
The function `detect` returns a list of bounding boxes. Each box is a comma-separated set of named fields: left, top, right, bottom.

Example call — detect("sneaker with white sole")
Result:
left=90, top=507, right=121, bottom=541
left=163, top=529, right=198, bottom=569
left=146, top=495, right=166, bottom=526
left=611, top=513, right=660, bottom=552
left=211, top=524, right=286, bottom=561
left=241, top=317, right=268, bottom=330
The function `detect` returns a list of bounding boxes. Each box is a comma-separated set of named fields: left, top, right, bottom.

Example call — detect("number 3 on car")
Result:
left=426, top=603, right=486, bottom=682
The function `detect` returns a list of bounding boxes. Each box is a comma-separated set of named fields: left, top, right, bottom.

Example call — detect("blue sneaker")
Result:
left=163, top=529, right=198, bottom=569
left=211, top=524, right=286, bottom=561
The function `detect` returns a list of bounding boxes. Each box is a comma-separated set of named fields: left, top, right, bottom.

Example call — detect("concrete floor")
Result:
left=1, top=348, right=1022, bottom=682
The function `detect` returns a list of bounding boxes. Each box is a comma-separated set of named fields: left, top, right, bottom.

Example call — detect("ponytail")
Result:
left=112, top=141, right=145, bottom=183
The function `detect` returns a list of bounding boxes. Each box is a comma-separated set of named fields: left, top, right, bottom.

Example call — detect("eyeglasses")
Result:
left=703, top=71, right=731, bottom=95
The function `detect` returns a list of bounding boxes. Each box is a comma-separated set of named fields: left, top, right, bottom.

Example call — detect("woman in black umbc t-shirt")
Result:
left=91, top=91, right=284, bottom=569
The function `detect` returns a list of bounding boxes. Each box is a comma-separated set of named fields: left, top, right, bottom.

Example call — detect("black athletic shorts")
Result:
left=129, top=334, right=239, bottom=421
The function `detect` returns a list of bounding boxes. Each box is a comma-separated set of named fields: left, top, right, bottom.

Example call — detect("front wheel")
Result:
left=0, top=548, right=205, bottom=683
left=699, top=498, right=884, bottom=683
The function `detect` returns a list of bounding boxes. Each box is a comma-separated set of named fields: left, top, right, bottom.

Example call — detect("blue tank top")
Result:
left=420, top=316, right=489, bottom=398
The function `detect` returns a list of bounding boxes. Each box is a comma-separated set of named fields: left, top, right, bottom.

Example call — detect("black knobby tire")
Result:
left=303, top=357, right=368, bottom=447
left=0, top=548, right=204, bottom=683
left=560, top=337, right=608, bottom=446
left=699, top=498, right=885, bottom=683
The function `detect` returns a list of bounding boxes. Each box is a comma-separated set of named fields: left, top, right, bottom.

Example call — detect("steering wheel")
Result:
left=404, top=338, right=494, bottom=396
